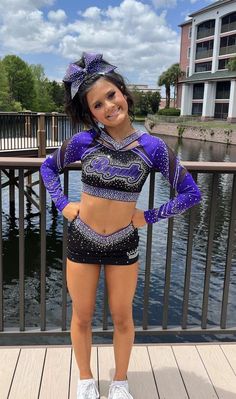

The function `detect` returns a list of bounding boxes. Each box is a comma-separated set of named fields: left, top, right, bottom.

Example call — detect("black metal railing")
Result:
left=0, top=159, right=236, bottom=342
left=0, top=112, right=82, bottom=154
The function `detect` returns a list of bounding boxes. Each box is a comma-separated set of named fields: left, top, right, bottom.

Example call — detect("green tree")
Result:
left=168, top=63, right=185, bottom=107
left=158, top=70, right=172, bottom=108
left=0, top=60, right=11, bottom=111
left=30, top=64, right=56, bottom=112
left=0, top=60, right=23, bottom=111
left=146, top=91, right=161, bottom=114
left=2, top=55, right=36, bottom=110
left=48, top=80, right=65, bottom=112
left=227, top=57, right=236, bottom=71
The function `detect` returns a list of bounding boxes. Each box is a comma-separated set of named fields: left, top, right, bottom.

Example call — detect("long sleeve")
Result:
left=40, top=130, right=94, bottom=212
left=143, top=136, right=202, bottom=224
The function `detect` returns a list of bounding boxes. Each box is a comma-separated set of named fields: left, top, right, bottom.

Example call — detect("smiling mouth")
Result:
left=107, top=106, right=121, bottom=119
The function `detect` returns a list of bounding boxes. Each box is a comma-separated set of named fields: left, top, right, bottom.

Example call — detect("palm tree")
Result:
left=168, top=63, right=185, bottom=107
left=227, top=57, right=236, bottom=71
left=158, top=71, right=172, bottom=108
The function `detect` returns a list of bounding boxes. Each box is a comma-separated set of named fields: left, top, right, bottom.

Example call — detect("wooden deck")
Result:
left=1, top=343, right=236, bottom=398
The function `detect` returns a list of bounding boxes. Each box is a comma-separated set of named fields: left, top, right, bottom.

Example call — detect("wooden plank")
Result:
left=39, top=347, right=71, bottom=399
left=148, top=345, right=188, bottom=399
left=173, top=345, right=217, bottom=399
left=69, top=346, right=98, bottom=399
left=128, top=346, right=159, bottom=399
left=221, top=344, right=236, bottom=374
left=0, top=348, right=20, bottom=399
left=98, top=346, right=159, bottom=399
left=98, top=346, right=115, bottom=399
left=8, top=348, right=45, bottom=399
left=197, top=344, right=236, bottom=399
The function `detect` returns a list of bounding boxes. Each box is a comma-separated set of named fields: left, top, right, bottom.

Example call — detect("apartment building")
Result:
left=178, top=0, right=236, bottom=121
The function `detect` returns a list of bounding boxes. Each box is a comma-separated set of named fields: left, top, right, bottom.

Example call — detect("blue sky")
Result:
left=0, top=0, right=215, bottom=87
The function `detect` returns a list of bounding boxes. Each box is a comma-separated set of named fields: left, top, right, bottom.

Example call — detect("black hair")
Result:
left=64, top=55, right=134, bottom=129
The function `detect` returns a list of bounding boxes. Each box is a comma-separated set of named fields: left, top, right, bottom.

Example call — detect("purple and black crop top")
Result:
left=40, top=128, right=202, bottom=224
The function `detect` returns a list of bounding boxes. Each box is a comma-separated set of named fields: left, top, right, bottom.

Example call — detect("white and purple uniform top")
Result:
left=40, top=128, right=202, bottom=224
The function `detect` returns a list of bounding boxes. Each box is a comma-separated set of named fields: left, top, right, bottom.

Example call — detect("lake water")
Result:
left=1, top=122, right=236, bottom=345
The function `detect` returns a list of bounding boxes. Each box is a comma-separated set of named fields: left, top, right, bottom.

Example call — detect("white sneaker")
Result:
left=77, top=378, right=100, bottom=399
left=108, top=380, right=134, bottom=399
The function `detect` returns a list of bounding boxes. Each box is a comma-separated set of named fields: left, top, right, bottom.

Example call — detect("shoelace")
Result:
left=78, top=381, right=99, bottom=398
left=109, top=384, right=132, bottom=399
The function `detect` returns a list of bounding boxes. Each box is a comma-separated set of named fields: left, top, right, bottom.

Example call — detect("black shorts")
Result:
left=67, top=215, right=139, bottom=265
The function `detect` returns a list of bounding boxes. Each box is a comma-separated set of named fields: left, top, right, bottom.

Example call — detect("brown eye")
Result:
left=108, top=91, right=115, bottom=98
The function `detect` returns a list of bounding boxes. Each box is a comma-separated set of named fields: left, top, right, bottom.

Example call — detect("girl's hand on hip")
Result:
left=131, top=208, right=147, bottom=228
left=62, top=202, right=81, bottom=222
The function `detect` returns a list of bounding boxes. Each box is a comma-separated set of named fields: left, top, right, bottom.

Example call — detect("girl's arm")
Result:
left=143, top=138, right=202, bottom=224
left=40, top=131, right=91, bottom=212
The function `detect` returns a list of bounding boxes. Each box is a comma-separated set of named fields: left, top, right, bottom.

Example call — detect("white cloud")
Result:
left=48, top=9, right=67, bottom=23
left=0, top=0, right=180, bottom=85
left=82, top=7, right=102, bottom=19
left=152, top=0, right=177, bottom=9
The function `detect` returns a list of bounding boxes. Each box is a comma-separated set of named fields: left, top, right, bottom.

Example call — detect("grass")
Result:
left=134, top=116, right=146, bottom=122
left=179, top=120, right=236, bottom=130
left=147, top=115, right=236, bottom=131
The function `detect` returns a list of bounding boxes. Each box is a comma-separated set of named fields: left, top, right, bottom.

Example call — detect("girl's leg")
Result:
left=66, top=258, right=101, bottom=379
left=104, top=262, right=139, bottom=381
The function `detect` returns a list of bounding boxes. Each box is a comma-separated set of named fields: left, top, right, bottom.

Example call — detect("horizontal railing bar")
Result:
left=0, top=158, right=236, bottom=172
left=1, top=326, right=236, bottom=337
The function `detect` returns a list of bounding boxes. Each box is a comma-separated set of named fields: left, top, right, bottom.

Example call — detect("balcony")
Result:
left=221, top=21, right=236, bottom=34
left=195, top=50, right=213, bottom=60
left=219, top=44, right=236, bottom=56
left=197, top=28, right=215, bottom=40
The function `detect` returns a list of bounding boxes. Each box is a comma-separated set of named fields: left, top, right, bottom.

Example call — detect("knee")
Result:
left=110, top=309, right=133, bottom=331
left=72, top=307, right=93, bottom=329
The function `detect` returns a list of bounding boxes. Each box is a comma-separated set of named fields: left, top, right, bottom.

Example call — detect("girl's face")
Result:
left=86, top=78, right=129, bottom=128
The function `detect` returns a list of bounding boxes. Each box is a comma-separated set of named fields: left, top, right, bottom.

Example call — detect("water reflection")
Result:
left=1, top=123, right=236, bottom=344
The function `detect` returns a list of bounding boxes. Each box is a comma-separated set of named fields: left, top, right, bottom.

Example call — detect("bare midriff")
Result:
left=78, top=191, right=137, bottom=235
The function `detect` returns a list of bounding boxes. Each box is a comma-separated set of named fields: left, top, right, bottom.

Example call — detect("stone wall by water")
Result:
left=145, top=118, right=236, bottom=145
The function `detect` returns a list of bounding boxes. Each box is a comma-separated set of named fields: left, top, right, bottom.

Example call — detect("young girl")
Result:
left=40, top=52, right=202, bottom=399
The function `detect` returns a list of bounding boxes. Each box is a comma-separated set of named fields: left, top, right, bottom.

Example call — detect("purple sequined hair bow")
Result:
left=63, top=52, right=117, bottom=99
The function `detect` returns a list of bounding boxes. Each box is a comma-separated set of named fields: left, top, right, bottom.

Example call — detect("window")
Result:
left=220, top=34, right=236, bottom=55
left=189, top=26, right=192, bottom=38
left=195, top=61, right=212, bottom=72
left=214, top=103, right=229, bottom=119
left=197, top=20, right=215, bottom=39
left=218, top=58, right=230, bottom=69
left=193, top=83, right=204, bottom=99
left=187, top=47, right=191, bottom=58
left=196, top=40, right=214, bottom=59
left=192, top=103, right=203, bottom=115
left=215, top=81, right=231, bottom=99
left=186, top=66, right=190, bottom=77
left=221, top=12, right=236, bottom=33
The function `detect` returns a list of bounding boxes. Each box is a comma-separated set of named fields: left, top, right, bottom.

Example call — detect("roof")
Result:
left=189, top=0, right=235, bottom=18
left=178, top=19, right=192, bottom=28
left=180, top=69, right=236, bottom=83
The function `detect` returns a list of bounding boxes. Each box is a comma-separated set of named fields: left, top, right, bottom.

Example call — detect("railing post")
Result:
left=37, top=113, right=46, bottom=158
left=52, top=112, right=58, bottom=145
left=9, top=170, right=15, bottom=217
left=24, top=110, right=32, bottom=137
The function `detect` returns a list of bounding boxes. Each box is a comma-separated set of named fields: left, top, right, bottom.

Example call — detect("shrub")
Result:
left=158, top=107, right=180, bottom=116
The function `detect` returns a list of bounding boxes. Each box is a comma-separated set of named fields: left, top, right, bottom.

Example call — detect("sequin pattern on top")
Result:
left=81, top=144, right=150, bottom=201
left=138, top=133, right=202, bottom=223
left=40, top=129, right=97, bottom=211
